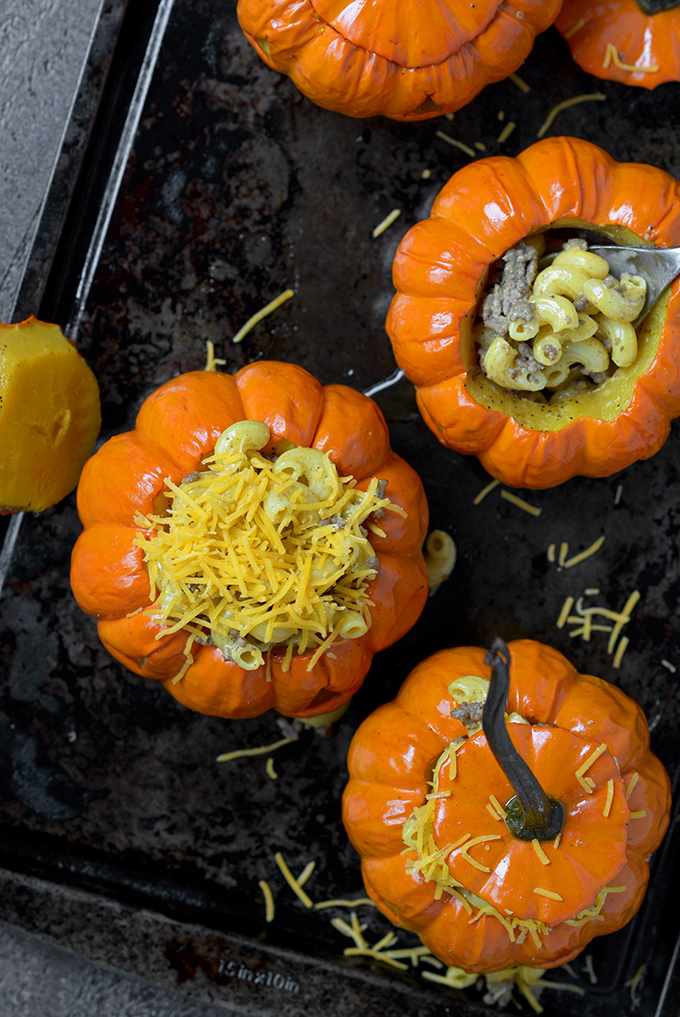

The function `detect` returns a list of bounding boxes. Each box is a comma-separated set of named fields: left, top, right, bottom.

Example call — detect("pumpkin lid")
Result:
left=311, top=0, right=502, bottom=66
left=432, top=716, right=631, bottom=926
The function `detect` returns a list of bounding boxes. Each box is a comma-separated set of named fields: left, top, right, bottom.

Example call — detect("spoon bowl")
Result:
left=540, top=243, right=680, bottom=327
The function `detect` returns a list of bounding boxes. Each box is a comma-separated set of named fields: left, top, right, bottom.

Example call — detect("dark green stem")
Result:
left=482, top=638, right=564, bottom=842
left=634, top=0, right=680, bottom=13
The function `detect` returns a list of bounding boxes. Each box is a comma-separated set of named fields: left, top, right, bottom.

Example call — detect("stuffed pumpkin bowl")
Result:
left=236, top=0, right=562, bottom=121
left=342, top=638, right=671, bottom=974
left=70, top=361, right=429, bottom=720
left=386, top=135, right=680, bottom=488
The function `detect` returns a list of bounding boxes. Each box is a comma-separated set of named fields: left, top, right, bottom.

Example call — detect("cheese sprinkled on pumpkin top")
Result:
left=134, top=420, right=402, bottom=676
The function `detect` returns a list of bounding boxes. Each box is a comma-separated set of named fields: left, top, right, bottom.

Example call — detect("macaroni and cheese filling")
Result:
left=401, top=674, right=629, bottom=947
left=474, top=236, right=647, bottom=402
left=134, top=420, right=401, bottom=679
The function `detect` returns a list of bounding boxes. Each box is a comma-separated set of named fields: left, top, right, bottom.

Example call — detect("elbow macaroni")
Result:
left=477, top=242, right=647, bottom=398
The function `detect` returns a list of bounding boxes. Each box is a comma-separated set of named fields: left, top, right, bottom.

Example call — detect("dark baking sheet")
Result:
left=2, top=2, right=680, bottom=1014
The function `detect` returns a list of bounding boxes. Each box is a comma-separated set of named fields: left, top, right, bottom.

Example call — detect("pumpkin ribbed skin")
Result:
left=342, top=639, right=671, bottom=972
left=386, top=136, right=680, bottom=488
left=237, top=0, right=563, bottom=121
left=70, top=362, right=429, bottom=719
left=556, top=0, right=680, bottom=89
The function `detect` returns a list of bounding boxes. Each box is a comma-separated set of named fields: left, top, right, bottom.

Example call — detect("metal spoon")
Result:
left=540, top=244, right=680, bottom=327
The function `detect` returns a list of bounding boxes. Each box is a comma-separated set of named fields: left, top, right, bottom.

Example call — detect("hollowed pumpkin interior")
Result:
left=464, top=219, right=668, bottom=432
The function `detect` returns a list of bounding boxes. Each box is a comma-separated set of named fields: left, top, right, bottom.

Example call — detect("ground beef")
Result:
left=481, top=243, right=539, bottom=336
left=509, top=342, right=542, bottom=381
left=451, top=701, right=484, bottom=731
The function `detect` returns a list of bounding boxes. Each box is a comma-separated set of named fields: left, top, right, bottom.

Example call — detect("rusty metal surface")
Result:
left=1, top=1, right=680, bottom=1014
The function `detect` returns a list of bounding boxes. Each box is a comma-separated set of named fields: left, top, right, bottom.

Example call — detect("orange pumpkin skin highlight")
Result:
left=342, top=640, right=671, bottom=973
left=556, top=0, right=680, bottom=89
left=236, top=0, right=562, bottom=121
left=70, top=363, right=429, bottom=720
left=386, top=135, right=680, bottom=489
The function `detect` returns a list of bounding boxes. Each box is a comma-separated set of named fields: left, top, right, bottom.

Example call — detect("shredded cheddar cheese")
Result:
left=534, top=887, right=563, bottom=901
left=135, top=425, right=401, bottom=680
left=603, top=42, right=659, bottom=74
left=536, top=93, right=606, bottom=139
left=603, top=779, right=614, bottom=817
left=435, top=131, right=476, bottom=158
left=232, top=288, right=295, bottom=344
left=473, top=477, right=500, bottom=505
left=509, top=72, right=530, bottom=93
left=314, top=897, right=375, bottom=910
left=372, top=208, right=401, bottom=238
left=274, top=851, right=315, bottom=908
left=500, top=490, right=542, bottom=516
left=259, top=878, right=275, bottom=922
left=497, top=121, right=516, bottom=144
left=563, top=17, right=586, bottom=39
left=217, top=733, right=297, bottom=763
left=531, top=839, right=550, bottom=865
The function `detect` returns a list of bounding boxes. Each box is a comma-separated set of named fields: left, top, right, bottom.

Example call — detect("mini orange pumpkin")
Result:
left=70, top=362, right=429, bottom=720
left=342, top=638, right=670, bottom=972
left=236, top=0, right=562, bottom=121
left=556, top=0, right=680, bottom=89
left=386, top=135, right=680, bottom=488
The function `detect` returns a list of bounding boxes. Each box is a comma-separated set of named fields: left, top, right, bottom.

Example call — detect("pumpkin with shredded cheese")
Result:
left=342, top=639, right=670, bottom=972
left=70, top=362, right=429, bottom=719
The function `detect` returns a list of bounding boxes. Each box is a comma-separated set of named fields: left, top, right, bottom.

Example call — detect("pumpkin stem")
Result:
left=482, top=638, right=564, bottom=842
left=634, top=0, right=680, bottom=13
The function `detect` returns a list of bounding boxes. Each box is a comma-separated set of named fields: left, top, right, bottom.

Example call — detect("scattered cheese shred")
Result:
left=563, top=535, right=605, bottom=568
left=232, top=288, right=295, bottom=344
left=558, top=542, right=569, bottom=567
left=536, top=93, right=606, bottom=139
left=274, top=851, right=315, bottom=908
left=612, top=635, right=629, bottom=669
left=474, top=141, right=487, bottom=152
left=259, top=879, right=275, bottom=922
left=575, top=743, right=607, bottom=793
left=607, top=591, right=640, bottom=654
left=265, top=756, right=278, bottom=780
left=603, top=42, right=659, bottom=74
left=547, top=544, right=556, bottom=563
left=509, top=72, right=531, bottom=93
left=473, top=478, right=501, bottom=505
left=500, top=490, right=542, bottom=516
left=217, top=734, right=297, bottom=762
left=563, top=17, right=586, bottom=39
left=534, top=887, right=563, bottom=901
left=553, top=831, right=562, bottom=850
left=314, top=897, right=375, bottom=910
left=497, top=121, right=516, bottom=144
left=531, top=839, right=550, bottom=866
left=556, top=596, right=574, bottom=629
left=204, top=340, right=226, bottom=372
left=372, top=208, right=401, bottom=238
left=603, top=779, right=614, bottom=818
left=489, top=794, right=507, bottom=819
left=625, top=772, right=639, bottom=799
left=614, top=484, right=624, bottom=505
left=630, top=810, right=647, bottom=819
left=661, top=659, right=677, bottom=673
left=435, top=130, right=476, bottom=158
